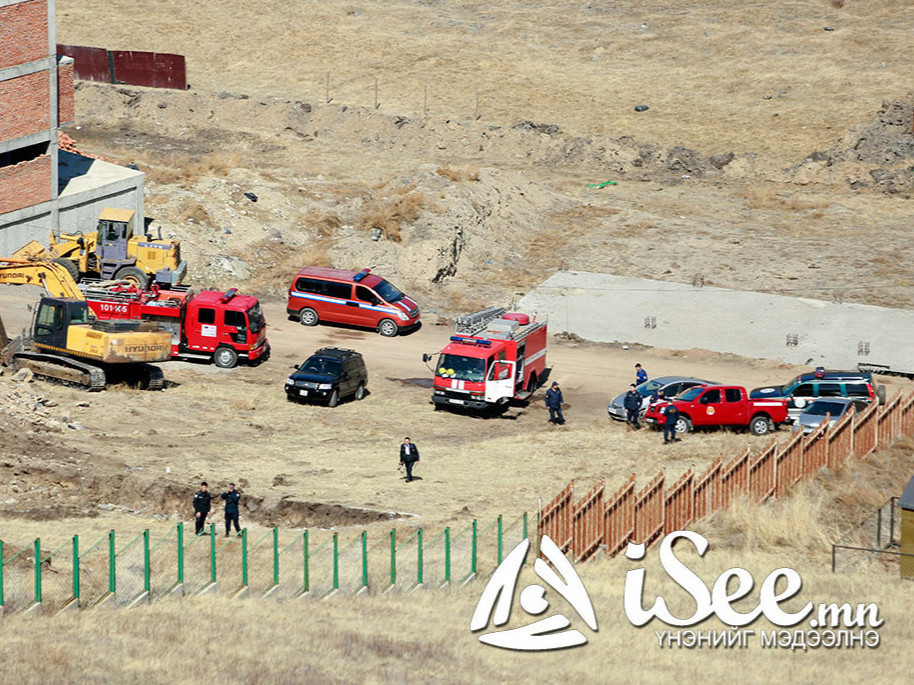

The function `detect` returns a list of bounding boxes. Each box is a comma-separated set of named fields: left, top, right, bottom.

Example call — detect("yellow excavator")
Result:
left=0, top=258, right=171, bottom=391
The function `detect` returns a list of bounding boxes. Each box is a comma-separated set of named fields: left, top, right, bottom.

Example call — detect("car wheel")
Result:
left=526, top=372, right=538, bottom=393
left=675, top=417, right=692, bottom=434
left=749, top=415, right=771, bottom=436
left=114, top=265, right=148, bottom=287
left=876, top=384, right=887, bottom=405
left=52, top=258, right=80, bottom=283
left=328, top=388, right=340, bottom=408
left=299, top=308, right=319, bottom=326
left=378, top=318, right=398, bottom=337
left=355, top=382, right=366, bottom=401
left=213, top=346, right=238, bottom=369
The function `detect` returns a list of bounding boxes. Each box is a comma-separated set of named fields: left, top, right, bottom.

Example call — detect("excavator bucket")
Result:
left=12, top=240, right=47, bottom=260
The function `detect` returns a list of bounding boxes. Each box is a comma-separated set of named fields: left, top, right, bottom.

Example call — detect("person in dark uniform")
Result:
left=399, top=437, right=420, bottom=483
left=221, top=483, right=241, bottom=537
left=193, top=482, right=213, bottom=534
left=663, top=402, right=682, bottom=445
left=623, top=383, right=642, bottom=430
left=545, top=381, right=565, bottom=424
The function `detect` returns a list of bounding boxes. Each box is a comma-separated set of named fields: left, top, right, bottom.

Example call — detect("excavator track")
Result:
left=142, top=364, right=165, bottom=391
left=104, top=363, right=166, bottom=391
left=12, top=352, right=107, bottom=392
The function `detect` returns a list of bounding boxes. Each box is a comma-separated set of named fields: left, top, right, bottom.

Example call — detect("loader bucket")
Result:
left=12, top=240, right=47, bottom=260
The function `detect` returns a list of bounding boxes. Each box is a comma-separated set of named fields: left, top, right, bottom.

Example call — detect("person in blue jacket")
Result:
left=221, top=483, right=242, bottom=537
left=545, top=381, right=565, bottom=425
left=635, top=363, right=648, bottom=385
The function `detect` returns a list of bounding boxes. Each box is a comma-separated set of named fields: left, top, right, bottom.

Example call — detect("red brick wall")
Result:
left=0, top=71, right=50, bottom=141
left=57, top=60, right=75, bottom=125
left=0, top=154, right=51, bottom=214
left=0, top=0, right=49, bottom=70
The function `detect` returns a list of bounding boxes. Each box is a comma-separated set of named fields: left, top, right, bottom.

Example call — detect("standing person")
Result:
left=221, top=483, right=241, bottom=537
left=399, top=437, right=420, bottom=483
left=193, top=482, right=212, bottom=535
left=662, top=401, right=682, bottom=445
left=545, top=381, right=565, bottom=425
left=635, top=363, right=648, bottom=385
left=623, top=383, right=642, bottom=430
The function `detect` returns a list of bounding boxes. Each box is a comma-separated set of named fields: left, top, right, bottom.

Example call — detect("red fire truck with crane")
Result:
left=81, top=282, right=269, bottom=368
left=424, top=306, right=547, bottom=412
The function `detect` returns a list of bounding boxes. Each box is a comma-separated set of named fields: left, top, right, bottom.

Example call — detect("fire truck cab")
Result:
left=429, top=307, right=547, bottom=411
left=83, top=284, right=269, bottom=369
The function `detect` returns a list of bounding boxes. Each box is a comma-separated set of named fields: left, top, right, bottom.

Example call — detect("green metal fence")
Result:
left=0, top=514, right=528, bottom=615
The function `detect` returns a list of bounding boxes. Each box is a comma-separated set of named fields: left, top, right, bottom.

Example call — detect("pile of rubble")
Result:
left=1, top=371, right=86, bottom=432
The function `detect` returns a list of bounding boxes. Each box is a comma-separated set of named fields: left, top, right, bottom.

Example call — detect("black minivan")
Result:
left=285, top=348, right=368, bottom=407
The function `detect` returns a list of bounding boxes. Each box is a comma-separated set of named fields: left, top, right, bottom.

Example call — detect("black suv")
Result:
left=285, top=348, right=368, bottom=407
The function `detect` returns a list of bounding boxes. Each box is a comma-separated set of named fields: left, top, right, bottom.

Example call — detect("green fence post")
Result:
left=72, top=535, right=79, bottom=604
left=177, top=523, right=184, bottom=586
left=523, top=512, right=528, bottom=540
left=209, top=524, right=217, bottom=584
left=361, top=530, right=368, bottom=590
left=302, top=530, right=309, bottom=594
left=272, top=527, right=279, bottom=588
left=332, top=532, right=339, bottom=591
left=417, top=528, right=423, bottom=587
left=497, top=515, right=503, bottom=565
left=241, top=529, right=248, bottom=587
left=444, top=527, right=451, bottom=585
left=143, top=530, right=151, bottom=595
left=108, top=531, right=116, bottom=595
left=0, top=539, right=4, bottom=609
left=34, top=538, right=41, bottom=605
left=471, top=520, right=477, bottom=577
left=389, top=529, right=396, bottom=587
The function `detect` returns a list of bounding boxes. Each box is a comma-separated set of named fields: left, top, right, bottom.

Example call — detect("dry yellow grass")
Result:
left=356, top=189, right=428, bottom=243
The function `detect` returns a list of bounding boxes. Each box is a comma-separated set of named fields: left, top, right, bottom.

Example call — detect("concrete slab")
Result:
left=520, top=271, right=914, bottom=373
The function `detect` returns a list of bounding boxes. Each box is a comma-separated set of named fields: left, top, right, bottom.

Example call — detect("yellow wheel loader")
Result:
left=0, top=258, right=172, bottom=391
left=13, top=208, right=187, bottom=287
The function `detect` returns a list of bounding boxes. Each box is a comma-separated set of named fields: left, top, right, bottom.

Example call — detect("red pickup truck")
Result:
left=643, top=385, right=789, bottom=436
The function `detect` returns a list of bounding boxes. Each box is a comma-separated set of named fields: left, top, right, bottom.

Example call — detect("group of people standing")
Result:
left=623, top=364, right=682, bottom=444
left=192, top=482, right=242, bottom=536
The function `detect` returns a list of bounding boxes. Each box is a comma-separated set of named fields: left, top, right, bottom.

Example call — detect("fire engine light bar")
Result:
left=220, top=288, right=239, bottom=303
left=353, top=268, right=371, bottom=282
left=449, top=335, right=491, bottom=346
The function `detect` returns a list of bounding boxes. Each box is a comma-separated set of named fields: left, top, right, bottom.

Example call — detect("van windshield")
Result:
left=437, top=354, right=486, bottom=382
left=247, top=303, right=265, bottom=333
left=374, top=279, right=404, bottom=303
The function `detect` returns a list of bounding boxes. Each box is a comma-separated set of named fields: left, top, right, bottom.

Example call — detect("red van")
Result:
left=287, top=267, right=420, bottom=336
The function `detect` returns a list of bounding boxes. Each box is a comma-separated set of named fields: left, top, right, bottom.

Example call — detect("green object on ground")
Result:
left=587, top=180, right=619, bottom=188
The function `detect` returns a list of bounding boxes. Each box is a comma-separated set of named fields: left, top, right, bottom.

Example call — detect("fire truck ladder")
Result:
left=455, top=306, right=506, bottom=336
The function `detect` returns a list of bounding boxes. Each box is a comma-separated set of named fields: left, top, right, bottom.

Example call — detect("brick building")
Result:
left=0, top=0, right=144, bottom=254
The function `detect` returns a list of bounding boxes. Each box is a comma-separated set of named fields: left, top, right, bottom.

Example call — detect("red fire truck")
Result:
left=82, top=283, right=269, bottom=368
left=426, top=306, right=547, bottom=411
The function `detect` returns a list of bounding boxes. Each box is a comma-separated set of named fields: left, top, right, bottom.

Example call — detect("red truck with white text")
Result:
left=643, top=384, right=788, bottom=436
left=426, top=306, right=547, bottom=411
left=82, top=283, right=269, bottom=368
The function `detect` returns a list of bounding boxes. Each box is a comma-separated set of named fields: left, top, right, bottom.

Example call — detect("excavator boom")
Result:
left=0, top=258, right=85, bottom=299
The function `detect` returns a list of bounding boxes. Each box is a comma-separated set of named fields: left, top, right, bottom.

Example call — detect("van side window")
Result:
left=356, top=286, right=378, bottom=304
left=199, top=308, right=216, bottom=325
left=845, top=383, right=870, bottom=397
left=794, top=383, right=815, bottom=397
left=725, top=388, right=742, bottom=402
left=295, top=278, right=324, bottom=294
left=225, top=310, right=245, bottom=327
left=818, top=383, right=842, bottom=397
left=324, top=282, right=352, bottom=300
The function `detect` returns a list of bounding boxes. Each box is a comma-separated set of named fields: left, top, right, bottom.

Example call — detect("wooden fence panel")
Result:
left=826, top=410, right=854, bottom=470
left=852, top=400, right=880, bottom=458
left=604, top=474, right=636, bottom=557
left=877, top=391, right=903, bottom=450
left=633, top=471, right=665, bottom=546
left=803, top=419, right=830, bottom=477
left=693, top=457, right=722, bottom=521
left=901, top=392, right=914, bottom=437
left=572, top=480, right=605, bottom=562
left=775, top=431, right=805, bottom=497
left=663, top=468, right=694, bottom=534
left=721, top=447, right=750, bottom=507
left=540, top=481, right=574, bottom=552
left=748, top=440, right=777, bottom=502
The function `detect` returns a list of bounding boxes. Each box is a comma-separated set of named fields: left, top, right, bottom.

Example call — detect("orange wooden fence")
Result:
left=539, top=390, right=914, bottom=559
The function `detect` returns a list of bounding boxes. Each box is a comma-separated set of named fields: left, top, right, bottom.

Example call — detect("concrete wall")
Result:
left=520, top=271, right=914, bottom=374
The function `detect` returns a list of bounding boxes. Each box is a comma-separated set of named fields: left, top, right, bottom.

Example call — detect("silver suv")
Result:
left=608, top=376, right=713, bottom=421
